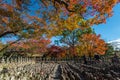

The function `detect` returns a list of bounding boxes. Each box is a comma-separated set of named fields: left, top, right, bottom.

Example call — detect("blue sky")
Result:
left=92, top=4, right=120, bottom=42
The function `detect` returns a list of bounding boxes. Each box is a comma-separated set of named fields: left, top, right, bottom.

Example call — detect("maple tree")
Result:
left=0, top=0, right=53, bottom=53
left=45, top=45, right=65, bottom=58
left=3, top=37, right=51, bottom=57
left=46, top=0, right=120, bottom=35
left=78, top=34, right=107, bottom=57
left=59, top=27, right=94, bottom=57
left=26, top=38, right=51, bottom=56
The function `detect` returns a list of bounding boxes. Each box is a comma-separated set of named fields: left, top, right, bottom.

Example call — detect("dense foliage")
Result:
left=0, top=0, right=119, bottom=58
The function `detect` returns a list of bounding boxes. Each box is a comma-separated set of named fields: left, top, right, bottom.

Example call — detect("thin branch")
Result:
left=0, top=37, right=22, bottom=53
left=55, top=0, right=75, bottom=12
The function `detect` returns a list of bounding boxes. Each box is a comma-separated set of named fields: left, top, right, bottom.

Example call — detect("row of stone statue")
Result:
left=0, top=62, right=58, bottom=80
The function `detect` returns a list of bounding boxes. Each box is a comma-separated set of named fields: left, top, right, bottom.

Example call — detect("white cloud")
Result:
left=108, top=38, right=120, bottom=50
left=108, top=39, right=120, bottom=43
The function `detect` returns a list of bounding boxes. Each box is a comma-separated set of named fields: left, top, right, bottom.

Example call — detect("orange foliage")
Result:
left=8, top=38, right=51, bottom=56
left=47, top=45, right=65, bottom=58
left=79, top=34, right=107, bottom=56
left=0, top=0, right=120, bottom=38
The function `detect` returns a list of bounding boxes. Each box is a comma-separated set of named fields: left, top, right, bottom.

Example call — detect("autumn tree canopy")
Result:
left=0, top=0, right=119, bottom=58
left=0, top=0, right=119, bottom=38
left=3, top=37, right=51, bottom=57
left=78, top=34, right=107, bottom=56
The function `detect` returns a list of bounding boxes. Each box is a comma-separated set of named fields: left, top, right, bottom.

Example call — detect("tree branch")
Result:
left=0, top=37, right=22, bottom=53
left=0, top=30, right=19, bottom=38
left=55, top=0, right=75, bottom=12
left=0, top=26, right=34, bottom=52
